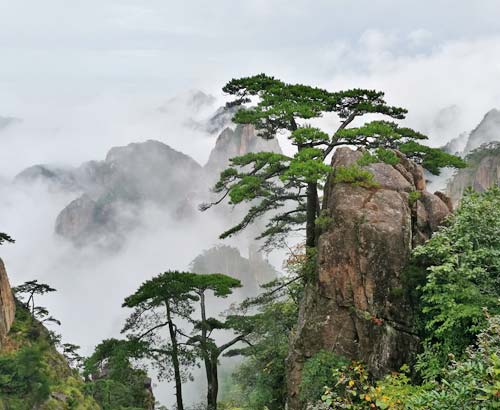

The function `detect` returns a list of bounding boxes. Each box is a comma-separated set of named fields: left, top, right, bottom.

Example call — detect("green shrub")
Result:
left=356, top=149, right=400, bottom=167
left=413, top=187, right=500, bottom=361
left=333, top=165, right=379, bottom=188
left=300, top=350, right=349, bottom=402
left=375, top=148, right=400, bottom=166
left=0, top=345, right=51, bottom=406
left=0, top=303, right=99, bottom=410
left=407, top=191, right=421, bottom=206
left=312, top=316, right=500, bottom=410
left=357, top=152, right=379, bottom=166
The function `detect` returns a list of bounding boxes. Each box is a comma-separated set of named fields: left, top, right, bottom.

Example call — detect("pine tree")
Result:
left=201, top=74, right=465, bottom=260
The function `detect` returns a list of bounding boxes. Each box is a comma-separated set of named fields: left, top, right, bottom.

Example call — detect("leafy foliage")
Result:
left=13, top=280, right=57, bottom=318
left=122, top=270, right=251, bottom=410
left=332, top=165, right=379, bottom=188
left=413, top=187, right=500, bottom=360
left=0, top=345, right=51, bottom=405
left=299, top=351, right=349, bottom=402
left=121, top=271, right=199, bottom=410
left=83, top=339, right=154, bottom=410
left=219, top=246, right=305, bottom=410
left=221, top=298, right=297, bottom=410
left=0, top=301, right=99, bottom=410
left=311, top=313, right=500, bottom=410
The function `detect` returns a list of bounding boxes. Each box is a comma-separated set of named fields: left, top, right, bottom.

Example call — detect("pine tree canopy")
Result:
left=202, top=74, right=466, bottom=249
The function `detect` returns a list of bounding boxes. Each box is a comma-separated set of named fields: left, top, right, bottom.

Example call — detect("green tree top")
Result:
left=122, top=270, right=199, bottom=311
left=189, top=273, right=242, bottom=297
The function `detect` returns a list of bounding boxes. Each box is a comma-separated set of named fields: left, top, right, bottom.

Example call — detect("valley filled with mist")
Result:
left=2, top=2, right=500, bottom=409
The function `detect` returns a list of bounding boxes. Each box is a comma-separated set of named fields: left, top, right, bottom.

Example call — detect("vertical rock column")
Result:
left=0, top=258, right=16, bottom=347
left=286, top=148, right=451, bottom=409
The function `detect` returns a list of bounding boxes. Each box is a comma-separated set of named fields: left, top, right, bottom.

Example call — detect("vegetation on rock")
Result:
left=0, top=301, right=99, bottom=410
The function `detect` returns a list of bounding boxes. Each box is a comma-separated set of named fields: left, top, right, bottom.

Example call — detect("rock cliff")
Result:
left=0, top=258, right=15, bottom=347
left=16, top=123, right=282, bottom=248
left=447, top=141, right=500, bottom=204
left=190, top=245, right=277, bottom=296
left=204, top=124, right=282, bottom=178
left=464, top=109, right=500, bottom=153
left=287, top=148, right=452, bottom=409
left=45, top=140, right=205, bottom=247
left=443, top=109, right=500, bottom=204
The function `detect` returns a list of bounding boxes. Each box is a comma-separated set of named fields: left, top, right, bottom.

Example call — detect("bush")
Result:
left=0, top=345, right=51, bottom=405
left=413, top=187, right=500, bottom=361
left=333, top=165, right=379, bottom=188
left=300, top=350, right=348, bottom=402
left=312, top=315, right=500, bottom=410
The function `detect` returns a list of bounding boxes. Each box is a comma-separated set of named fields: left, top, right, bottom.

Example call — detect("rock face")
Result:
left=16, top=122, right=284, bottom=248
left=15, top=164, right=80, bottom=191
left=190, top=245, right=277, bottom=296
left=0, top=258, right=16, bottom=347
left=287, top=148, right=452, bottom=409
left=46, top=140, right=204, bottom=247
left=447, top=141, right=500, bottom=205
left=464, top=109, right=500, bottom=153
left=442, top=109, right=500, bottom=205
left=204, top=124, right=282, bottom=178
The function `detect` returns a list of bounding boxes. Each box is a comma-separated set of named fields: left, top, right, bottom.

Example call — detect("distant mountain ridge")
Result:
left=464, top=109, right=500, bottom=153
left=445, top=109, right=500, bottom=203
left=15, top=123, right=282, bottom=248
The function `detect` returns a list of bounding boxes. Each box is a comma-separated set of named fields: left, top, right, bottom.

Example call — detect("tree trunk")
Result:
left=199, top=292, right=217, bottom=409
left=207, top=355, right=219, bottom=410
left=306, top=182, right=318, bottom=248
left=166, top=303, right=184, bottom=410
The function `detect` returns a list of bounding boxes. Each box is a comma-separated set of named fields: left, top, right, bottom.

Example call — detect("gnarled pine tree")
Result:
left=201, top=74, right=465, bottom=262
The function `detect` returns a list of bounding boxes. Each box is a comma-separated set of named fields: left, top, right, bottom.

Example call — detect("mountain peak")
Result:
left=464, top=107, right=500, bottom=153
left=204, top=124, right=282, bottom=176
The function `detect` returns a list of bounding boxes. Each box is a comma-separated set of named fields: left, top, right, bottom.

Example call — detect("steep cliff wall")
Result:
left=0, top=258, right=15, bottom=346
left=447, top=142, right=500, bottom=205
left=464, top=109, right=500, bottom=153
left=204, top=123, right=282, bottom=178
left=287, top=148, right=451, bottom=409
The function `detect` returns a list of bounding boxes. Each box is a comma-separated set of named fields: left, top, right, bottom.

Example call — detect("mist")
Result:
left=2, top=1, right=500, bottom=406
left=0, top=92, right=288, bottom=405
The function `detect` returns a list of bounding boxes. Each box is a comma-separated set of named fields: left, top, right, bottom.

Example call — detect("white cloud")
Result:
left=408, top=29, right=433, bottom=47
left=2, top=1, right=500, bottom=405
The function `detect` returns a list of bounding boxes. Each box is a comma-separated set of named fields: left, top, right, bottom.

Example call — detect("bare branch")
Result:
left=323, top=111, right=358, bottom=158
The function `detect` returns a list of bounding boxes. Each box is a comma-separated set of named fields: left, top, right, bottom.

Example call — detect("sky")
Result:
left=2, top=0, right=500, bottom=405
left=1, top=1, right=500, bottom=175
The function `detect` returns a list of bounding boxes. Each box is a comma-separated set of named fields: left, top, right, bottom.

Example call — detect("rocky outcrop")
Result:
left=204, top=124, right=282, bottom=178
left=15, top=164, right=80, bottom=191
left=287, top=148, right=452, bottom=409
left=202, top=105, right=240, bottom=135
left=442, top=109, right=500, bottom=205
left=17, top=124, right=283, bottom=248
left=48, top=140, right=205, bottom=247
left=446, top=142, right=500, bottom=205
left=190, top=245, right=277, bottom=296
left=464, top=109, right=500, bottom=153
left=0, top=258, right=16, bottom=347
